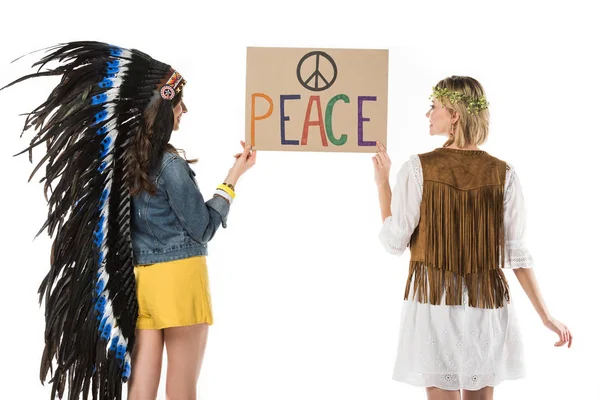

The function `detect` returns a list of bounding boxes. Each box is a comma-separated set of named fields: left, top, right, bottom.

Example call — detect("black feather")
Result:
left=2, top=41, right=177, bottom=400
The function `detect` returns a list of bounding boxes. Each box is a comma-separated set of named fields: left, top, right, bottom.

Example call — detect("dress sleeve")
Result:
left=503, top=164, right=534, bottom=268
left=378, top=155, right=423, bottom=256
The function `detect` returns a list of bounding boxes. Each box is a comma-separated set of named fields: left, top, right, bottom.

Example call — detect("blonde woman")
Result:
left=373, top=76, right=572, bottom=400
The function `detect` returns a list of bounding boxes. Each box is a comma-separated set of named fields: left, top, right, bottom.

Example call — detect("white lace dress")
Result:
left=379, top=155, right=534, bottom=390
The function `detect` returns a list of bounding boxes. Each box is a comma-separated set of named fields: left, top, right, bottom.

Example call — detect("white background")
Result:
left=0, top=0, right=598, bottom=399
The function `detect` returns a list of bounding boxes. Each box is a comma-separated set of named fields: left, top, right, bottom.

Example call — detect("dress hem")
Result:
left=136, top=319, right=213, bottom=330
left=392, top=371, right=526, bottom=391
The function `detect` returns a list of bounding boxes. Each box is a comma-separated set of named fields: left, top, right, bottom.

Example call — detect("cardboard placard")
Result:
left=245, top=47, right=388, bottom=153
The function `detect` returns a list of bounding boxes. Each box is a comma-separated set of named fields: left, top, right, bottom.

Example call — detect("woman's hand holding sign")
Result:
left=373, top=141, right=391, bottom=187
left=227, top=140, right=257, bottom=187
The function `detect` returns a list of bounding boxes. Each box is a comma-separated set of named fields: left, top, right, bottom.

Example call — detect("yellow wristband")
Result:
left=217, top=184, right=235, bottom=199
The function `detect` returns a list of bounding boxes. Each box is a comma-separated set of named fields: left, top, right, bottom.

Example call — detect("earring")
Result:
left=449, top=122, right=454, bottom=136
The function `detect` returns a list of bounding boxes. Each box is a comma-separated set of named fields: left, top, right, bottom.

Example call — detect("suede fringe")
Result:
left=408, top=180, right=508, bottom=309
left=423, top=181, right=505, bottom=274
left=404, top=261, right=510, bottom=309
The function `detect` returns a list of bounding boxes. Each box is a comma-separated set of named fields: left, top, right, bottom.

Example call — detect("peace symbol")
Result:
left=296, top=51, right=338, bottom=92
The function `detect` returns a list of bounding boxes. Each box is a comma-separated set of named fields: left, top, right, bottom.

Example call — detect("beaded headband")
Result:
left=430, top=86, right=489, bottom=115
left=159, top=70, right=186, bottom=100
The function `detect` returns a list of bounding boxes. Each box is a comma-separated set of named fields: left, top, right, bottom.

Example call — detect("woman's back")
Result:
left=411, top=148, right=509, bottom=307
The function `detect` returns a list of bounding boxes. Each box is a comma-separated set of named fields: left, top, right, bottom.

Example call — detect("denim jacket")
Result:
left=131, top=152, right=230, bottom=265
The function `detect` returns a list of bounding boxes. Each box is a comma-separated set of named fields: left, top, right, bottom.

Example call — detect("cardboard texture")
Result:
left=245, top=47, right=389, bottom=153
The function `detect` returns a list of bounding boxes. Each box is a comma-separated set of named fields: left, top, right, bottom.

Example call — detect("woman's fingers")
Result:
left=377, top=141, right=390, bottom=162
left=373, top=141, right=390, bottom=169
left=374, top=143, right=391, bottom=168
left=554, top=327, right=569, bottom=347
left=376, top=152, right=391, bottom=170
left=232, top=140, right=257, bottom=171
left=239, top=144, right=251, bottom=159
left=234, top=139, right=248, bottom=159
left=563, top=326, right=572, bottom=348
left=372, top=156, right=380, bottom=168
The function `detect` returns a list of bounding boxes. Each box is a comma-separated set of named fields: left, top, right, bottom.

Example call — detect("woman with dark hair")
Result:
left=127, top=82, right=256, bottom=399
left=373, top=76, right=572, bottom=400
left=4, top=41, right=255, bottom=400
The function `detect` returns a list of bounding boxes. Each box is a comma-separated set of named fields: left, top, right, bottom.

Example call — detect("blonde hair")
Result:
left=434, top=76, right=489, bottom=148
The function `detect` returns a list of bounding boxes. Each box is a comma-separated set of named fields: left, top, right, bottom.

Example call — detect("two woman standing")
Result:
left=6, top=42, right=569, bottom=400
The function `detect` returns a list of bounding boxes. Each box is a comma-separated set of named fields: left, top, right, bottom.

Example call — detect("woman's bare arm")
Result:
left=376, top=183, right=392, bottom=222
left=512, top=268, right=573, bottom=347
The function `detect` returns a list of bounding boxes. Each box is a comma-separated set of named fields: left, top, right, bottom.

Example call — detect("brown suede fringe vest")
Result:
left=407, top=148, right=510, bottom=309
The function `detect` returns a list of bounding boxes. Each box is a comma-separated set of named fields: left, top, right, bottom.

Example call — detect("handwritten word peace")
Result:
left=251, top=94, right=378, bottom=147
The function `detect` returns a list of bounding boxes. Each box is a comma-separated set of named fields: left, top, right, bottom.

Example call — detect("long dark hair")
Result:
left=128, top=89, right=196, bottom=195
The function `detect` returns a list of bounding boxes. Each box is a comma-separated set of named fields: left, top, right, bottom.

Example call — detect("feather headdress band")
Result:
left=1, top=41, right=185, bottom=400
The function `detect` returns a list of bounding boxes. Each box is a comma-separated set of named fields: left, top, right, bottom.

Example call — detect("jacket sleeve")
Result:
left=158, top=156, right=230, bottom=244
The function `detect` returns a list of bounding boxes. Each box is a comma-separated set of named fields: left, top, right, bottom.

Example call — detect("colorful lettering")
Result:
left=280, top=95, right=301, bottom=145
left=358, top=96, right=377, bottom=146
left=325, top=94, right=349, bottom=146
left=251, top=93, right=274, bottom=147
left=301, top=96, right=328, bottom=146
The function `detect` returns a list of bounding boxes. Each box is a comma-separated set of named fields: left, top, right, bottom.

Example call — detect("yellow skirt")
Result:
left=134, top=256, right=213, bottom=330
